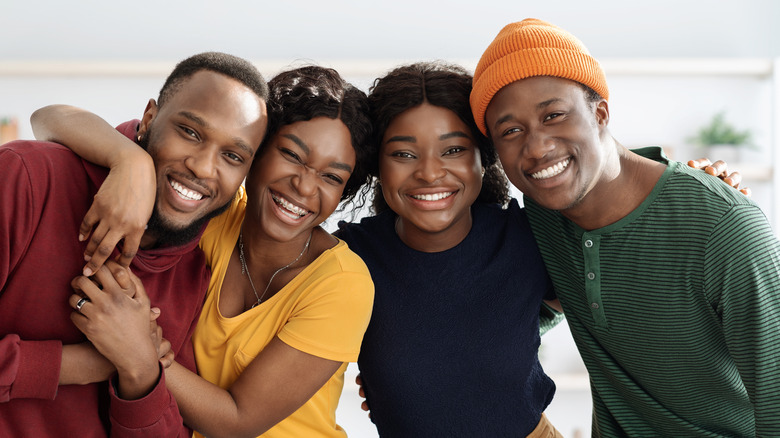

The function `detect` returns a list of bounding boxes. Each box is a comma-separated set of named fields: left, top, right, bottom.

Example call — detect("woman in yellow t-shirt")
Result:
left=31, top=65, right=375, bottom=437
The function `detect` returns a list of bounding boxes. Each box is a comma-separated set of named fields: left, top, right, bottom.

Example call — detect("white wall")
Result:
left=2, top=2, right=779, bottom=435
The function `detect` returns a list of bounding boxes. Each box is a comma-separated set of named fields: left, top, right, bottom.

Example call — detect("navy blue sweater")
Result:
left=337, top=200, right=555, bottom=436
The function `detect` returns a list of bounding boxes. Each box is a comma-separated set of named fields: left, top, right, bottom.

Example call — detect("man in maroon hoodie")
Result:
left=0, top=52, right=268, bottom=437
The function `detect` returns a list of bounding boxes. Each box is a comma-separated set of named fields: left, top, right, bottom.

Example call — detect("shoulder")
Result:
left=2, top=139, right=104, bottom=189
left=114, top=119, right=141, bottom=140
left=316, top=239, right=373, bottom=279
left=649, top=162, right=760, bottom=232
left=201, top=186, right=246, bottom=256
left=472, top=199, right=533, bottom=232
left=1, top=139, right=81, bottom=165
left=335, top=211, right=394, bottom=246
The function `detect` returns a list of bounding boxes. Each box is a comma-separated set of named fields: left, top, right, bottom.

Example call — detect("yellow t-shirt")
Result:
left=193, top=187, right=374, bottom=438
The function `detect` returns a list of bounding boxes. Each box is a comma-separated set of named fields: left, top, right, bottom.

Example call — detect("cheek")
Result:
left=378, top=161, right=405, bottom=196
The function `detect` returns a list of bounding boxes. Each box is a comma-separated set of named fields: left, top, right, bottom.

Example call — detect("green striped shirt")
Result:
left=526, top=147, right=780, bottom=437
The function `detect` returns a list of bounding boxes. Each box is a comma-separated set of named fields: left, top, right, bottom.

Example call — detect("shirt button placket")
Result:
left=582, top=234, right=606, bottom=327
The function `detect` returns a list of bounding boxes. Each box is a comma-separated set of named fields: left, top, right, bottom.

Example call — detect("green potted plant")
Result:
left=688, top=112, right=756, bottom=161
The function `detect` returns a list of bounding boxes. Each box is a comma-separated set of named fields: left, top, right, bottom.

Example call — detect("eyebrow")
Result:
left=491, top=98, right=564, bottom=131
left=385, top=131, right=471, bottom=144
left=536, top=98, right=563, bottom=110
left=282, top=133, right=353, bottom=173
left=180, top=111, right=255, bottom=158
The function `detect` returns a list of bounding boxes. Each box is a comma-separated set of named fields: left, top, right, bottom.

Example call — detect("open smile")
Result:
left=169, top=178, right=205, bottom=201
left=271, top=191, right=311, bottom=220
left=531, top=158, right=571, bottom=180
left=409, top=191, right=455, bottom=202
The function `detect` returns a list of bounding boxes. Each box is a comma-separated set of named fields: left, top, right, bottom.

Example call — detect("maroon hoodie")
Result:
left=0, top=121, right=209, bottom=437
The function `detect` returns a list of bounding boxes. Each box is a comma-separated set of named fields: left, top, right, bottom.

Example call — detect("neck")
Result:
left=139, top=232, right=157, bottom=250
left=561, top=144, right=666, bottom=230
left=241, top=224, right=317, bottom=272
left=394, top=210, right=473, bottom=253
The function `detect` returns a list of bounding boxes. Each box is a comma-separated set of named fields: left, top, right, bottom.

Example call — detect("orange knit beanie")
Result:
left=470, top=18, right=609, bottom=135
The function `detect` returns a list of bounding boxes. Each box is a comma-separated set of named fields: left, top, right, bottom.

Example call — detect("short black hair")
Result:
left=263, top=65, right=372, bottom=204
left=581, top=83, right=603, bottom=103
left=158, top=52, right=269, bottom=108
left=367, top=61, right=509, bottom=214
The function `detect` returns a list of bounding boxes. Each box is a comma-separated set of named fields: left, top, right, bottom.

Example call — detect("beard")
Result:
left=138, top=125, right=233, bottom=248
left=144, top=199, right=231, bottom=248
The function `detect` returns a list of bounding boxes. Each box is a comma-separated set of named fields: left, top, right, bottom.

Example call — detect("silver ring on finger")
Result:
left=76, top=297, right=90, bottom=311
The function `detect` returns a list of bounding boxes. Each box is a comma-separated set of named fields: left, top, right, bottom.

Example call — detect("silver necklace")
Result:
left=239, top=231, right=312, bottom=309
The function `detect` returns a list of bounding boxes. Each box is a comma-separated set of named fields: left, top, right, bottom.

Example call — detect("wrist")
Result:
left=116, top=359, right=161, bottom=400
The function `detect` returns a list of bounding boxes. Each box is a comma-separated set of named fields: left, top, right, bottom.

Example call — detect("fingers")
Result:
left=104, top=260, right=133, bottom=292
left=79, top=207, right=99, bottom=243
left=722, top=171, right=742, bottom=189
left=117, top=231, right=141, bottom=268
left=91, top=264, right=122, bottom=298
left=127, top=268, right=149, bottom=302
left=82, top=220, right=112, bottom=276
left=69, top=293, right=91, bottom=313
left=159, top=350, right=175, bottom=369
left=158, top=338, right=172, bottom=360
left=705, top=160, right=728, bottom=177
left=740, top=187, right=752, bottom=197
left=687, top=158, right=712, bottom=169
left=70, top=275, right=102, bottom=303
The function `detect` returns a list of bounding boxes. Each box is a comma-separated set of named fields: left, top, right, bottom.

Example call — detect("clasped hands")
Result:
left=67, top=261, right=173, bottom=396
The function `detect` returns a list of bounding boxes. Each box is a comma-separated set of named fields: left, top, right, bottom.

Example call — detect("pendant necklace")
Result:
left=239, top=231, right=312, bottom=309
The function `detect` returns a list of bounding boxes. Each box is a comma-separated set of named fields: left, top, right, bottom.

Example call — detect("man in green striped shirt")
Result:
left=471, top=18, right=780, bottom=437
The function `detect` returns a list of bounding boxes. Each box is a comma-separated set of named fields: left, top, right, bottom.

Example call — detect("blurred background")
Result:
left=2, top=1, right=778, bottom=435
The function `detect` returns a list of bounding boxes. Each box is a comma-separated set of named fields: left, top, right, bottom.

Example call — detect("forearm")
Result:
left=164, top=361, right=247, bottom=438
left=30, top=104, right=150, bottom=170
left=164, top=338, right=341, bottom=438
left=59, top=343, right=116, bottom=385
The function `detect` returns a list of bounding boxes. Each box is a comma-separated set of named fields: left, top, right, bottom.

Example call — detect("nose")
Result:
left=292, top=166, right=318, bottom=197
left=414, top=155, right=446, bottom=183
left=523, top=130, right=554, bottom=160
left=185, top=148, right=219, bottom=180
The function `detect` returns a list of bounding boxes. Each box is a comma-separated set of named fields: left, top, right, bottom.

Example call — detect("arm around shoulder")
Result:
left=30, top=104, right=156, bottom=271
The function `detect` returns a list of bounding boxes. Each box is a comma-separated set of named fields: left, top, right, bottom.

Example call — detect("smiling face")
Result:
left=379, top=103, right=483, bottom=251
left=485, top=76, right=611, bottom=214
left=245, top=116, right=356, bottom=243
left=139, top=70, right=267, bottom=245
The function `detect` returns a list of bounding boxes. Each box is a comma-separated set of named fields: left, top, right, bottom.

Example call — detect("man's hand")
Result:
left=687, top=158, right=751, bottom=196
left=69, top=261, right=159, bottom=399
left=80, top=150, right=155, bottom=276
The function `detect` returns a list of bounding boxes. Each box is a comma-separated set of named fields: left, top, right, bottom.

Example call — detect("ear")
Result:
left=595, top=99, right=609, bottom=128
left=137, top=98, right=158, bottom=139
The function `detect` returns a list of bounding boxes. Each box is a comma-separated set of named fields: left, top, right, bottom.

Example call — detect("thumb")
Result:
left=129, top=269, right=150, bottom=305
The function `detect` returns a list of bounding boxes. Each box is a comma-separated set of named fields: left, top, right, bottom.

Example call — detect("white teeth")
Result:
left=411, top=192, right=454, bottom=202
left=272, top=193, right=308, bottom=218
left=531, top=159, right=570, bottom=180
left=170, top=180, right=204, bottom=201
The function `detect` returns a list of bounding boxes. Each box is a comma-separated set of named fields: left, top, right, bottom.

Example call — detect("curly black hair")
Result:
left=262, top=66, right=373, bottom=204
left=366, top=61, right=509, bottom=214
